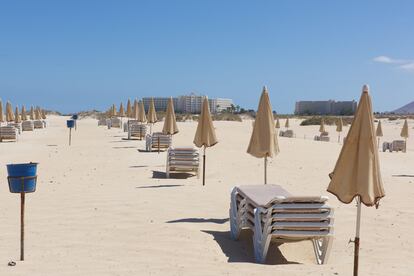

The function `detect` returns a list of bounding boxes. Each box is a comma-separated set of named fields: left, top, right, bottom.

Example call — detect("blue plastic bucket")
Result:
left=72, top=114, right=79, bottom=120
left=67, top=120, right=75, bottom=128
left=7, top=163, right=38, bottom=193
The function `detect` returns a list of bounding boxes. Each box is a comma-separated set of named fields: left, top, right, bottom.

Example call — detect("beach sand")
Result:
left=0, top=116, right=413, bottom=275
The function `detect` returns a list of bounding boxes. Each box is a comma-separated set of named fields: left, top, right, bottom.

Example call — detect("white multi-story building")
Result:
left=142, top=93, right=234, bottom=114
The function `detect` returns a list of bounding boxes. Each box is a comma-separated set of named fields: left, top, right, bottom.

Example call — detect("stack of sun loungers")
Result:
left=124, top=120, right=139, bottom=134
left=0, top=126, right=18, bottom=142
left=128, top=123, right=147, bottom=140
left=145, top=132, right=172, bottom=152
left=383, top=140, right=406, bottom=152
left=230, top=184, right=334, bottom=264
left=314, top=132, right=330, bottom=142
left=22, top=121, right=34, bottom=131
left=7, top=123, right=21, bottom=134
left=166, top=147, right=200, bottom=178
left=110, top=117, right=121, bottom=128
left=34, top=120, right=44, bottom=129
left=97, top=118, right=107, bottom=126
left=279, top=130, right=294, bottom=138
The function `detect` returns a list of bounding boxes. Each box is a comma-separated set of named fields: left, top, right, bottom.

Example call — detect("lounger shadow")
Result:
left=202, top=230, right=299, bottom=265
left=136, top=184, right=183, bottom=189
left=152, top=170, right=194, bottom=179
left=166, top=218, right=229, bottom=224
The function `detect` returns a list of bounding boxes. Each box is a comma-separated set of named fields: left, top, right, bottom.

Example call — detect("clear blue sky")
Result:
left=1, top=1, right=413, bottom=113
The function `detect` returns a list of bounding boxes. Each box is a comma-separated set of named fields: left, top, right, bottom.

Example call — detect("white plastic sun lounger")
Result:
left=34, top=120, right=44, bottom=129
left=7, top=123, right=21, bottom=134
left=146, top=132, right=172, bottom=152
left=0, top=126, right=18, bottom=142
left=110, top=117, right=121, bottom=128
left=22, top=121, right=34, bottom=131
left=166, top=147, right=200, bottom=178
left=279, top=130, right=294, bottom=138
left=128, top=123, right=146, bottom=140
left=230, top=185, right=334, bottom=264
left=98, top=118, right=107, bottom=126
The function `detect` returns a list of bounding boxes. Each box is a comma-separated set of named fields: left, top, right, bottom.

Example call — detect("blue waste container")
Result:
left=7, top=163, right=38, bottom=193
left=67, top=120, right=75, bottom=128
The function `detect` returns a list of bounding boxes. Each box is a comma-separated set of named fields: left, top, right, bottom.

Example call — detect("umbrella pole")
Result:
left=20, top=192, right=25, bottom=261
left=203, top=146, right=206, bottom=186
left=377, top=137, right=380, bottom=149
left=353, top=196, right=362, bottom=276
left=69, top=128, right=72, bottom=146
left=338, top=133, right=340, bottom=143
left=264, top=156, right=267, bottom=185
left=405, top=138, right=407, bottom=153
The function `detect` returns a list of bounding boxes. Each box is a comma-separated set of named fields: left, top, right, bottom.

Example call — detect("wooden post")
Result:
left=20, top=192, right=25, bottom=261
left=353, top=196, right=362, bottom=276
left=158, top=136, right=160, bottom=154
left=203, top=146, right=206, bottom=186
left=69, top=128, right=72, bottom=146
left=264, top=156, right=267, bottom=185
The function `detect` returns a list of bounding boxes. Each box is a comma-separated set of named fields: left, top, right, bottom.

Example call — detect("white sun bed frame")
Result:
left=166, top=147, right=200, bottom=178
left=22, top=121, right=34, bottom=131
left=230, top=185, right=334, bottom=264
left=110, top=117, right=121, bottom=128
left=34, top=120, right=44, bottom=129
left=146, top=132, right=172, bottom=152
left=0, top=126, right=18, bottom=142
left=128, top=122, right=146, bottom=140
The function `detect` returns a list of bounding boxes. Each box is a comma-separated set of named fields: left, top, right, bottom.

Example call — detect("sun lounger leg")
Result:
left=230, top=188, right=241, bottom=240
left=253, top=208, right=271, bottom=263
left=312, top=236, right=333, bottom=264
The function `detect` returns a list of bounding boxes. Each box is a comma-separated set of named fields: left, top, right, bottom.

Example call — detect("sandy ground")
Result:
left=0, top=116, right=413, bottom=276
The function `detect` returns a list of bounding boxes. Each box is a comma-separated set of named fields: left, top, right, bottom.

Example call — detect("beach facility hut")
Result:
left=247, top=86, right=279, bottom=184
left=327, top=85, right=385, bottom=276
left=193, top=97, right=218, bottom=186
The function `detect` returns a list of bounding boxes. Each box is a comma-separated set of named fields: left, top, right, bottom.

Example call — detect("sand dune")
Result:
left=0, top=116, right=413, bottom=275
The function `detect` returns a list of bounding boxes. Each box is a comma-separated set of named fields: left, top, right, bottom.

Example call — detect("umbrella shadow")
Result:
left=166, top=218, right=229, bottom=224
left=136, top=184, right=183, bottom=189
left=202, top=229, right=301, bottom=265
left=112, top=146, right=136, bottom=149
left=109, top=140, right=130, bottom=143
left=137, top=149, right=159, bottom=153
left=152, top=170, right=195, bottom=179
left=130, top=165, right=149, bottom=168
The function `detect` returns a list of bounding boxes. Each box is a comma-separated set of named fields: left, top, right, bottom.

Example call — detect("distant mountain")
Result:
left=393, top=101, right=414, bottom=114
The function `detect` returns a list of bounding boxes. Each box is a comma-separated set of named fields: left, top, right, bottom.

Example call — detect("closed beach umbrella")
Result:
left=285, top=117, right=290, bottom=129
left=6, top=102, right=14, bottom=122
left=133, top=100, right=139, bottom=120
left=41, top=109, right=47, bottom=120
left=247, top=86, right=279, bottom=184
left=376, top=120, right=383, bottom=148
left=194, top=97, right=218, bottom=186
left=35, top=108, right=41, bottom=120
left=138, top=101, right=147, bottom=123
left=400, top=119, right=409, bottom=152
left=30, top=106, right=35, bottom=120
left=126, top=99, right=132, bottom=118
left=337, top=117, right=343, bottom=143
left=327, top=85, right=385, bottom=276
left=319, top=118, right=326, bottom=133
left=147, top=98, right=158, bottom=134
left=118, top=103, right=125, bottom=117
left=112, top=104, right=117, bottom=117
left=162, top=97, right=179, bottom=135
left=14, top=107, right=21, bottom=123
left=147, top=98, right=157, bottom=124
left=275, top=118, right=280, bottom=129
left=0, top=99, right=4, bottom=122
left=21, top=106, right=27, bottom=121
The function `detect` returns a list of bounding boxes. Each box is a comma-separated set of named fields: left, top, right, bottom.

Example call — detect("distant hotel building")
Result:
left=295, top=100, right=357, bottom=115
left=142, top=93, right=233, bottom=114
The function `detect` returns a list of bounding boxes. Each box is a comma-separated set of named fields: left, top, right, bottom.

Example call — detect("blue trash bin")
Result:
left=72, top=114, right=79, bottom=120
left=67, top=120, right=75, bottom=128
left=7, top=163, right=38, bottom=193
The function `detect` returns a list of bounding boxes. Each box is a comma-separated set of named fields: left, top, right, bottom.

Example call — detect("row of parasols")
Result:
left=0, top=100, right=47, bottom=123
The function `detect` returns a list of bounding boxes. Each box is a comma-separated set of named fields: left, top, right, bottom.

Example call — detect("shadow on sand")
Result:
left=202, top=229, right=301, bottom=265
left=136, top=184, right=183, bottom=189
left=152, top=170, right=194, bottom=179
left=167, top=218, right=229, bottom=224
left=129, top=165, right=149, bottom=168
left=112, top=146, right=136, bottom=149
